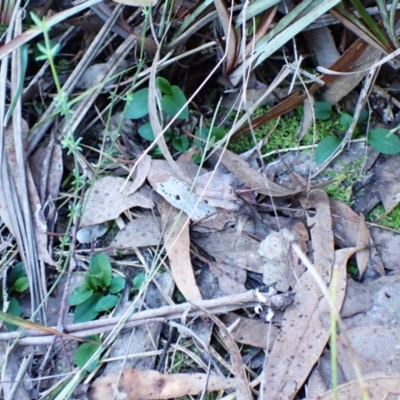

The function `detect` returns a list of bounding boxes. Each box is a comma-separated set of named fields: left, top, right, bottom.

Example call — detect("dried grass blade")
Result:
left=213, top=0, right=237, bottom=74
left=0, top=0, right=104, bottom=60
left=148, top=49, right=191, bottom=184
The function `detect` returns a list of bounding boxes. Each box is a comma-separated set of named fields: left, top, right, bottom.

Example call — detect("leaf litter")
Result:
left=4, top=2, right=400, bottom=400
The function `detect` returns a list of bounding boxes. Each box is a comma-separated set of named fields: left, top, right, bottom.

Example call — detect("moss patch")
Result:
left=227, top=105, right=344, bottom=155
left=369, top=204, right=400, bottom=230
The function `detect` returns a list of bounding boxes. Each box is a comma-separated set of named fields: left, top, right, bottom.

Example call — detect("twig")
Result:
left=0, top=290, right=264, bottom=344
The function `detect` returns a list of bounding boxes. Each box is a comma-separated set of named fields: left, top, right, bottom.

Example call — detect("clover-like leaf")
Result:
left=315, top=136, right=342, bottom=164
left=69, top=285, right=94, bottom=306
left=89, top=253, right=112, bottom=289
left=368, top=128, right=400, bottom=155
left=161, top=86, right=188, bottom=120
left=124, top=88, right=149, bottom=119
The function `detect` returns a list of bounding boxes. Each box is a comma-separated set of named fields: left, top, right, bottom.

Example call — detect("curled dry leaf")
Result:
left=89, top=368, right=235, bottom=400
left=330, top=199, right=383, bottom=277
left=79, top=177, right=153, bottom=227
left=148, top=161, right=216, bottom=221
left=158, top=199, right=202, bottom=301
left=111, top=215, right=162, bottom=248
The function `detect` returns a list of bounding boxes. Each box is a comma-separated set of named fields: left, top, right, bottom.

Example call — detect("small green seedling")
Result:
left=74, top=334, right=102, bottom=371
left=131, top=271, right=146, bottom=294
left=0, top=262, right=30, bottom=331
left=194, top=126, right=227, bottom=149
left=124, top=77, right=190, bottom=152
left=69, top=253, right=125, bottom=323
left=314, top=102, right=400, bottom=164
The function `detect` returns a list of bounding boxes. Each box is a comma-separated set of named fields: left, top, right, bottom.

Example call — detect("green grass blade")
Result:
left=230, top=0, right=342, bottom=84
left=349, top=0, right=391, bottom=47
left=174, top=0, right=213, bottom=37
left=235, top=0, right=280, bottom=27
left=390, top=0, right=400, bottom=47
left=376, top=0, right=396, bottom=45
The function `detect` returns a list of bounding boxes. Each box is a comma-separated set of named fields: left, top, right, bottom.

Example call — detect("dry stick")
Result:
left=0, top=290, right=262, bottom=343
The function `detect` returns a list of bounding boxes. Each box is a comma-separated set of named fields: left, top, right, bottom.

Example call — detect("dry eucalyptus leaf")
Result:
left=309, top=376, right=400, bottom=400
left=301, top=189, right=334, bottom=283
left=89, top=368, right=235, bottom=400
left=128, top=155, right=151, bottom=195
left=260, top=246, right=359, bottom=400
left=148, top=162, right=216, bottom=221
left=356, top=213, right=370, bottom=279
left=208, top=259, right=247, bottom=295
left=206, top=314, right=252, bottom=400
left=221, top=313, right=278, bottom=349
left=289, top=222, right=309, bottom=287
left=330, top=199, right=384, bottom=276
left=158, top=199, right=202, bottom=301
left=192, top=229, right=264, bottom=274
left=374, top=153, right=400, bottom=213
left=76, top=224, right=108, bottom=244
left=337, top=325, right=400, bottom=382
left=258, top=228, right=299, bottom=292
left=195, top=170, right=242, bottom=210
left=111, top=216, right=162, bottom=248
left=214, top=148, right=304, bottom=197
left=80, top=177, right=153, bottom=227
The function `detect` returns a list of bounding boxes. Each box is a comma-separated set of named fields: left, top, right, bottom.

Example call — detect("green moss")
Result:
left=322, top=158, right=365, bottom=204
left=227, top=105, right=344, bottom=155
left=369, top=204, right=400, bottom=230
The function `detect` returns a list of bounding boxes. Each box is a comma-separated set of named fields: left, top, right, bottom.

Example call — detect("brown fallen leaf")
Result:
left=214, top=148, right=304, bottom=197
left=258, top=228, right=299, bottom=292
left=89, top=368, right=235, bottom=400
left=148, top=161, right=216, bottom=221
left=111, top=215, right=162, bottom=248
left=259, top=246, right=359, bottom=399
left=374, top=154, right=400, bottom=214
left=330, top=199, right=384, bottom=277
left=80, top=177, right=153, bottom=227
left=208, top=258, right=247, bottom=295
left=192, top=229, right=264, bottom=274
left=300, top=189, right=334, bottom=283
left=128, top=154, right=152, bottom=195
left=356, top=214, right=369, bottom=279
left=221, top=313, right=278, bottom=349
left=159, top=199, right=202, bottom=301
left=289, top=222, right=309, bottom=287
left=308, top=376, right=400, bottom=400
left=337, top=325, right=400, bottom=382
left=205, top=313, right=252, bottom=400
